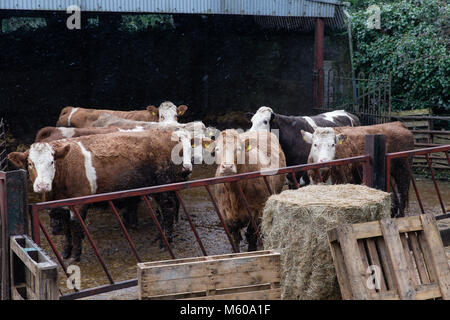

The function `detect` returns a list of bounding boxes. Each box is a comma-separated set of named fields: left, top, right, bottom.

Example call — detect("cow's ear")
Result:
left=301, top=130, right=313, bottom=144
left=54, top=145, right=70, bottom=159
left=245, top=112, right=254, bottom=121
left=147, top=105, right=159, bottom=116
left=336, top=133, right=346, bottom=145
left=8, top=150, right=29, bottom=169
left=177, top=105, right=188, bottom=116
left=201, top=138, right=215, bottom=152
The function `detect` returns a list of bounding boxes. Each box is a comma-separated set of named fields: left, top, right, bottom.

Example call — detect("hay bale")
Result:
left=262, top=184, right=391, bottom=300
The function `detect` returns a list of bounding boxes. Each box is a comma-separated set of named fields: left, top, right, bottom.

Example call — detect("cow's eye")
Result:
left=313, top=144, right=317, bottom=147
left=331, top=143, right=335, bottom=147
left=263, top=120, right=268, bottom=125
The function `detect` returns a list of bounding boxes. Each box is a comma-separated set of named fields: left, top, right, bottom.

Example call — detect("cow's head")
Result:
left=149, top=101, right=188, bottom=123
left=8, top=143, right=70, bottom=193
left=246, top=106, right=274, bottom=132
left=211, top=129, right=252, bottom=175
left=172, top=128, right=213, bottom=171
left=301, top=128, right=346, bottom=164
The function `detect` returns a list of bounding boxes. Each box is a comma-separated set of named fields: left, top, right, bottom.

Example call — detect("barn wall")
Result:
left=0, top=13, right=349, bottom=144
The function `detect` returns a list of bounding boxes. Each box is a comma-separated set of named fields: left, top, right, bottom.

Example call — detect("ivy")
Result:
left=349, top=0, right=449, bottom=113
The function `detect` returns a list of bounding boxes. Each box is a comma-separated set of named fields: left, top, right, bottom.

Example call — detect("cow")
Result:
left=8, top=129, right=195, bottom=263
left=245, top=106, right=360, bottom=188
left=55, top=101, right=188, bottom=128
left=301, top=121, right=415, bottom=217
left=34, top=126, right=146, bottom=143
left=205, top=129, right=286, bottom=252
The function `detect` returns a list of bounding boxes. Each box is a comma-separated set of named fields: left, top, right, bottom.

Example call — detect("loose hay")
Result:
left=261, top=184, right=391, bottom=300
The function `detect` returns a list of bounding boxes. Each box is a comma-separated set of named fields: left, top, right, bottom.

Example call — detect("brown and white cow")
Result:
left=56, top=101, right=188, bottom=128
left=205, top=129, right=286, bottom=252
left=301, top=121, right=414, bottom=217
left=8, top=129, right=194, bottom=263
left=34, top=126, right=146, bottom=143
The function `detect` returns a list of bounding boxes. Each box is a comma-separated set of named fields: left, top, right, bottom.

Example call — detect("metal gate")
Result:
left=0, top=119, right=7, bottom=172
left=314, top=68, right=391, bottom=125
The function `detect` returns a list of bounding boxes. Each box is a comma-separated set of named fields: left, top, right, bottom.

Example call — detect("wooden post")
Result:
left=364, top=134, right=386, bottom=190
left=314, top=18, right=324, bottom=110
left=0, top=170, right=28, bottom=300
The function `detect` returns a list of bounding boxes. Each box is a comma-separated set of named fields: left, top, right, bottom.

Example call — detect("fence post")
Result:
left=364, top=134, right=386, bottom=191
left=0, top=169, right=28, bottom=300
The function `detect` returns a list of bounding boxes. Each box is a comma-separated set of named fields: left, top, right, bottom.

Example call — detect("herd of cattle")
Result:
left=7, top=101, right=414, bottom=263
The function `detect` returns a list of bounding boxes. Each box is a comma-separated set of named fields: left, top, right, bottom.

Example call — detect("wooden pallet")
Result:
left=327, top=213, right=450, bottom=300
left=137, top=250, right=281, bottom=300
left=10, top=235, right=58, bottom=300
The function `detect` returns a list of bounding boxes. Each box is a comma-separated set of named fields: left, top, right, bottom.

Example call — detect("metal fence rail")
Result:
left=29, top=155, right=370, bottom=299
left=386, top=145, right=450, bottom=221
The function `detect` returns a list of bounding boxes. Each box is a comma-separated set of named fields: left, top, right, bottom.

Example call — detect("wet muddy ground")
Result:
left=33, top=167, right=449, bottom=299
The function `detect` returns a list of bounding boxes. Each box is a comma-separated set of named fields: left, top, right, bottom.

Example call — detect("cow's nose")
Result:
left=182, top=163, right=192, bottom=172
left=34, top=181, right=51, bottom=193
left=220, top=163, right=236, bottom=174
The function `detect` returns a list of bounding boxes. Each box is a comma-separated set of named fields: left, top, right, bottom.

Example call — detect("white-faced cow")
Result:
left=8, top=129, right=194, bottom=263
left=56, top=101, right=188, bottom=128
left=206, top=129, right=286, bottom=252
left=301, top=121, right=414, bottom=217
left=245, top=106, right=360, bottom=187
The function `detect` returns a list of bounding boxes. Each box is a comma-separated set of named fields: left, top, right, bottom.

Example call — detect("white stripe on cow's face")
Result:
left=302, top=116, right=318, bottom=130
left=249, top=106, right=273, bottom=132
left=58, top=127, right=75, bottom=138
left=159, top=101, right=178, bottom=123
left=67, top=107, right=79, bottom=126
left=29, top=143, right=56, bottom=193
left=76, top=142, right=98, bottom=194
left=118, top=126, right=144, bottom=132
left=322, top=110, right=354, bottom=126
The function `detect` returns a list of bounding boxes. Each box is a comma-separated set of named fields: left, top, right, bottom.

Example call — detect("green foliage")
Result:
left=349, top=0, right=449, bottom=113
left=120, top=14, right=174, bottom=32
left=2, top=17, right=47, bottom=33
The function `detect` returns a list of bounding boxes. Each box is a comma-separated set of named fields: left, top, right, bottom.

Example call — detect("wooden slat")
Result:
left=400, top=233, right=419, bottom=287
left=365, top=238, right=388, bottom=291
left=418, top=232, right=437, bottom=283
left=138, top=251, right=280, bottom=299
left=351, top=215, right=422, bottom=239
left=415, top=283, right=442, bottom=300
left=183, top=288, right=281, bottom=300
left=336, top=224, right=369, bottom=299
left=408, top=232, right=430, bottom=284
left=358, top=240, right=376, bottom=294
left=379, top=218, right=416, bottom=299
left=376, top=238, right=396, bottom=291
left=327, top=237, right=353, bottom=300
left=420, top=214, right=450, bottom=299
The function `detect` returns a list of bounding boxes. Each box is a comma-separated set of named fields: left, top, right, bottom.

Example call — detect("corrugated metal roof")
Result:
left=0, top=0, right=343, bottom=18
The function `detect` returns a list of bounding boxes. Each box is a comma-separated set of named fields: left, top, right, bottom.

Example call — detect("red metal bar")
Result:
left=338, top=165, right=348, bottom=183
left=425, top=154, right=446, bottom=215
left=31, top=155, right=371, bottom=210
left=385, top=145, right=450, bottom=159
left=235, top=182, right=263, bottom=247
left=290, top=172, right=300, bottom=189
left=108, top=201, right=141, bottom=263
left=314, top=18, right=324, bottom=109
left=405, top=160, right=425, bottom=214
left=204, top=185, right=238, bottom=253
left=141, top=195, right=175, bottom=259
left=175, top=191, right=207, bottom=256
left=32, top=206, right=41, bottom=246
left=386, top=157, right=391, bottom=192
left=70, top=205, right=114, bottom=284
left=38, top=219, right=69, bottom=276
left=314, top=168, right=324, bottom=183
left=262, top=176, right=274, bottom=195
